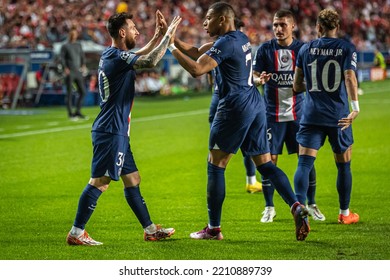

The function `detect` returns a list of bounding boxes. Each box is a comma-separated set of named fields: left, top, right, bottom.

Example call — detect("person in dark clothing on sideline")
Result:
left=60, top=28, right=88, bottom=120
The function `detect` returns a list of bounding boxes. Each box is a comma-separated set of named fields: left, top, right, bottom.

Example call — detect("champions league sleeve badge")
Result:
left=120, top=51, right=131, bottom=61
left=120, top=51, right=136, bottom=64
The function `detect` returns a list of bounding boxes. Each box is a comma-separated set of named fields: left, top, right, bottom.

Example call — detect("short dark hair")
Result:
left=234, top=18, right=245, bottom=29
left=107, top=13, right=133, bottom=39
left=209, top=2, right=235, bottom=18
left=274, top=9, right=296, bottom=23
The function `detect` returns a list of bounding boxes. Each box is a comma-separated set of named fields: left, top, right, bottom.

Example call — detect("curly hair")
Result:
left=317, top=9, right=339, bottom=30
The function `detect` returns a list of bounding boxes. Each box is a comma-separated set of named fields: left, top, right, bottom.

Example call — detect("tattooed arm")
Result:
left=134, top=16, right=181, bottom=69
left=135, top=10, right=166, bottom=56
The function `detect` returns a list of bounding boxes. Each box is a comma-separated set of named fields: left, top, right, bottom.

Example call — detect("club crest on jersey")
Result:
left=281, top=54, right=289, bottom=63
left=277, top=49, right=293, bottom=70
left=120, top=51, right=131, bottom=61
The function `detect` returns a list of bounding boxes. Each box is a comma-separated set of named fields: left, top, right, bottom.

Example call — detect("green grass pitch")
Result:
left=0, top=80, right=389, bottom=260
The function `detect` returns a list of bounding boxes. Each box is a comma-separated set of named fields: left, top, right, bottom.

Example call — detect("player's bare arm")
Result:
left=134, top=16, right=181, bottom=69
left=170, top=49, right=217, bottom=77
left=338, top=69, right=359, bottom=130
left=174, top=39, right=214, bottom=60
left=344, top=69, right=359, bottom=104
left=253, top=70, right=271, bottom=87
left=135, top=10, right=166, bottom=56
left=293, top=66, right=306, bottom=92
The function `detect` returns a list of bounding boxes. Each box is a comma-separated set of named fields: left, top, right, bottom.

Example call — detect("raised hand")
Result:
left=134, top=16, right=181, bottom=70
left=156, top=10, right=168, bottom=36
left=152, top=10, right=162, bottom=37
left=166, top=16, right=182, bottom=38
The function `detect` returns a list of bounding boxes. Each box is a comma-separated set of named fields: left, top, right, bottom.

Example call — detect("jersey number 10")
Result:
left=308, top=59, right=341, bottom=93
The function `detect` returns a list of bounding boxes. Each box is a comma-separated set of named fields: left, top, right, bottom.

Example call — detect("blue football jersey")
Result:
left=296, top=38, right=358, bottom=127
left=206, top=30, right=264, bottom=117
left=92, top=47, right=140, bottom=136
left=253, top=38, right=304, bottom=122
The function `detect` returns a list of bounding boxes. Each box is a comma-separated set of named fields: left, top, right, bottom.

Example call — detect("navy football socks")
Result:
left=73, top=184, right=102, bottom=230
left=207, top=162, right=226, bottom=227
left=124, top=186, right=152, bottom=228
left=261, top=177, right=275, bottom=207
left=257, top=161, right=297, bottom=206
left=336, top=161, right=352, bottom=210
left=243, top=155, right=256, bottom=177
left=294, top=155, right=316, bottom=204
left=306, top=165, right=317, bottom=205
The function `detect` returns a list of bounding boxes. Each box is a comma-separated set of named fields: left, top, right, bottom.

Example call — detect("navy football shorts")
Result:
left=267, top=120, right=299, bottom=155
left=296, top=124, right=354, bottom=154
left=91, top=132, right=138, bottom=181
left=208, top=92, right=219, bottom=124
left=209, top=110, right=270, bottom=156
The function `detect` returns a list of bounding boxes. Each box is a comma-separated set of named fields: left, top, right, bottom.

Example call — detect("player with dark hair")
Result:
left=173, top=18, right=262, bottom=194
left=293, top=8, right=360, bottom=224
left=253, top=9, right=324, bottom=223
left=66, top=11, right=182, bottom=245
left=168, top=2, right=309, bottom=241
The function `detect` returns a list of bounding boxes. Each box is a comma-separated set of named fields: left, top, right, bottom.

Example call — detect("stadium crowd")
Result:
left=0, top=0, right=389, bottom=51
left=0, top=0, right=389, bottom=107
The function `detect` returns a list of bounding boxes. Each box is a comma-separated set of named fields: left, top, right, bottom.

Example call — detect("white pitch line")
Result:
left=47, top=122, right=60, bottom=126
left=0, top=109, right=209, bottom=139
left=16, top=125, right=32, bottom=130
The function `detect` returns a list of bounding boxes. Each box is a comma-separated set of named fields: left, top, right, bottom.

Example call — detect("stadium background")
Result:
left=0, top=0, right=389, bottom=109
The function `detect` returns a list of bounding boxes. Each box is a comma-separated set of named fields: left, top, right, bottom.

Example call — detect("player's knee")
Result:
left=89, top=177, right=111, bottom=192
left=122, top=172, right=141, bottom=187
left=132, top=175, right=141, bottom=186
left=97, top=184, right=109, bottom=192
left=251, top=153, right=272, bottom=167
left=208, top=151, right=231, bottom=168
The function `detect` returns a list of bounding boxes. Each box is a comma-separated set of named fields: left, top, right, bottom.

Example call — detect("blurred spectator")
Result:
left=135, top=70, right=163, bottom=96
left=116, top=1, right=128, bottom=13
left=135, top=71, right=150, bottom=96
left=159, top=70, right=172, bottom=96
left=0, top=72, right=20, bottom=109
left=143, top=71, right=161, bottom=96
left=374, top=47, right=387, bottom=79
left=134, top=70, right=174, bottom=96
left=89, top=72, right=97, bottom=92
